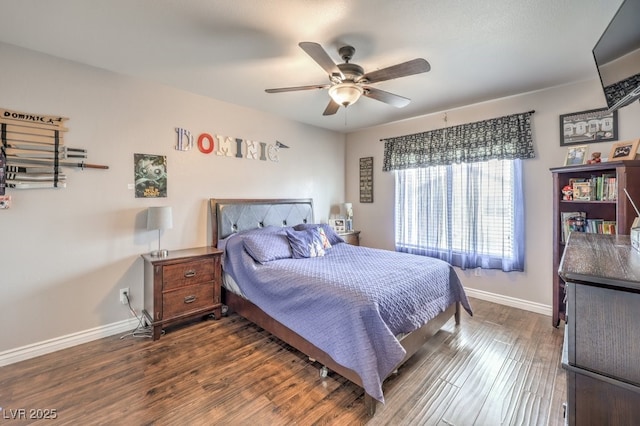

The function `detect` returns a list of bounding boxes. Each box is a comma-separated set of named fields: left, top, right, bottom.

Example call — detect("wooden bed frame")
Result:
left=209, top=198, right=461, bottom=415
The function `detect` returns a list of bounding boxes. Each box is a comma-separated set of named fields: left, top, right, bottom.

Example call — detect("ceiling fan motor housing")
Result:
left=334, top=63, right=364, bottom=83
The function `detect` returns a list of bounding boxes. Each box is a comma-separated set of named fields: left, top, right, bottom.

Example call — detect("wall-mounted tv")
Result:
left=592, top=0, right=640, bottom=112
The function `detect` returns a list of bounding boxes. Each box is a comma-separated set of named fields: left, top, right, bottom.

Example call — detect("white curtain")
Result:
left=395, top=159, right=525, bottom=271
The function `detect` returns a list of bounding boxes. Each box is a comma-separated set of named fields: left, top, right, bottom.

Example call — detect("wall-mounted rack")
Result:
left=0, top=108, right=108, bottom=194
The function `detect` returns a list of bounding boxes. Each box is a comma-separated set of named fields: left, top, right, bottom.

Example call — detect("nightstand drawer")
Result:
left=163, top=258, right=215, bottom=289
left=163, top=283, right=214, bottom=318
left=143, top=246, right=223, bottom=340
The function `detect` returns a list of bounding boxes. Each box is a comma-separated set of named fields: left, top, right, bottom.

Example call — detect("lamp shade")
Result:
left=328, top=83, right=363, bottom=107
left=147, top=206, right=173, bottom=231
left=343, top=202, right=353, bottom=218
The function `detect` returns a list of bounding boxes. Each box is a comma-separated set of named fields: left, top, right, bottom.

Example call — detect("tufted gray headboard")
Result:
left=209, top=198, right=314, bottom=245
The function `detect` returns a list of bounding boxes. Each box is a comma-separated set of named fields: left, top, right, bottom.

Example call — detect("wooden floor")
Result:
left=0, top=298, right=566, bottom=425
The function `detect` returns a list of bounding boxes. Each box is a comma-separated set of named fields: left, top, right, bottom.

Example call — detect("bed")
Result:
left=209, top=198, right=472, bottom=415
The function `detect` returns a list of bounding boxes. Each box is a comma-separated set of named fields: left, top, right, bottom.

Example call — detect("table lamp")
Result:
left=343, top=202, right=353, bottom=231
left=147, top=206, right=173, bottom=257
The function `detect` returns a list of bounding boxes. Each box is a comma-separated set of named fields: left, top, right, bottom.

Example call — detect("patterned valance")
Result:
left=604, top=73, right=640, bottom=108
left=382, top=111, right=535, bottom=171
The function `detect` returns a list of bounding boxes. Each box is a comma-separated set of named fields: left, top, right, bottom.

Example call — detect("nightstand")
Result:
left=142, top=246, right=223, bottom=340
left=338, top=230, right=360, bottom=246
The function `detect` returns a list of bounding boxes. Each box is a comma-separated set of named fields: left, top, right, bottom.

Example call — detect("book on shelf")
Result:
left=586, top=219, right=617, bottom=234
left=587, top=218, right=603, bottom=233
left=560, top=211, right=616, bottom=242
left=605, top=175, right=617, bottom=201
left=568, top=173, right=617, bottom=201
left=602, top=220, right=616, bottom=234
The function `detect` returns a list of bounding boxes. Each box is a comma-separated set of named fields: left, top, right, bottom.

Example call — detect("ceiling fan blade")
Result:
left=265, top=84, right=330, bottom=93
left=322, top=99, right=341, bottom=116
left=299, top=42, right=345, bottom=80
left=359, top=58, right=430, bottom=84
left=363, top=87, right=411, bottom=108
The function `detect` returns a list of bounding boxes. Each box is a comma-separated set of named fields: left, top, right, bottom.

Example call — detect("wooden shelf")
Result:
left=559, top=200, right=617, bottom=204
left=550, top=160, right=640, bottom=327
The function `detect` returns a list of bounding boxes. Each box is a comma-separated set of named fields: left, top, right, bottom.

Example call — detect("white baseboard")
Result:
left=464, top=287, right=552, bottom=317
left=0, top=317, right=140, bottom=367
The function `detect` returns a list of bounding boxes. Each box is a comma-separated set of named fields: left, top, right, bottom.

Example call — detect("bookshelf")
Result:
left=550, top=160, right=640, bottom=327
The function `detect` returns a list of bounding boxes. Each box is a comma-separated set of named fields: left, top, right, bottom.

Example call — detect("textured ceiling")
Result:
left=0, top=0, right=624, bottom=133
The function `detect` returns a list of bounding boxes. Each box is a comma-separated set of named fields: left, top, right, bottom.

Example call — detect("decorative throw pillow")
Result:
left=317, top=227, right=332, bottom=250
left=293, top=223, right=345, bottom=245
left=243, top=229, right=292, bottom=263
left=286, top=228, right=326, bottom=258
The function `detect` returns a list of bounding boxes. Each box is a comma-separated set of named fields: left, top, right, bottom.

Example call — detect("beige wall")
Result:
left=345, top=80, right=640, bottom=311
left=0, top=42, right=345, bottom=353
left=3, top=38, right=640, bottom=357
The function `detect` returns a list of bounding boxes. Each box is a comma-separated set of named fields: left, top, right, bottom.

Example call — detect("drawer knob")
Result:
left=184, top=295, right=197, bottom=304
left=184, top=270, right=197, bottom=278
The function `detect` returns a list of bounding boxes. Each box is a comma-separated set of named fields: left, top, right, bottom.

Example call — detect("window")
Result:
left=395, top=159, right=524, bottom=271
left=382, top=111, right=534, bottom=271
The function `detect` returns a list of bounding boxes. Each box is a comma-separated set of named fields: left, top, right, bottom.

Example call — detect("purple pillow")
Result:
left=285, top=228, right=327, bottom=258
left=242, top=228, right=292, bottom=263
left=293, top=223, right=344, bottom=245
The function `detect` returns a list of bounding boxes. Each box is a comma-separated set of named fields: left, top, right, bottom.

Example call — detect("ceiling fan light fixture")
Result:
left=328, top=83, right=363, bottom=107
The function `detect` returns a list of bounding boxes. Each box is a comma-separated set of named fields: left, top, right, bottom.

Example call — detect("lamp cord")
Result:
left=119, top=292, right=160, bottom=339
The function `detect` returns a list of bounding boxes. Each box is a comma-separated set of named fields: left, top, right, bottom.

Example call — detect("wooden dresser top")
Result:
left=559, top=233, right=640, bottom=291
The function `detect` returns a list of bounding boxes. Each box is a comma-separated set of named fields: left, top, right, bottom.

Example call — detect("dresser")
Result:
left=142, top=246, right=223, bottom=340
left=338, top=230, right=360, bottom=246
left=559, top=233, right=640, bottom=425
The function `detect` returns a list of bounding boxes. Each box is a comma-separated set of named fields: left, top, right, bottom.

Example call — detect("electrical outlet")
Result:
left=119, top=288, right=129, bottom=305
left=0, top=195, right=11, bottom=209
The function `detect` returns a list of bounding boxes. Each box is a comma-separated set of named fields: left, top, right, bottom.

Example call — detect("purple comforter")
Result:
left=221, top=228, right=472, bottom=402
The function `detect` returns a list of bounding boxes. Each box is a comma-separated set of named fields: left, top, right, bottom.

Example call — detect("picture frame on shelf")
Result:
left=329, top=218, right=346, bottom=233
left=608, top=139, right=640, bottom=161
left=572, top=182, right=593, bottom=201
left=559, top=107, right=618, bottom=146
left=564, top=145, right=589, bottom=166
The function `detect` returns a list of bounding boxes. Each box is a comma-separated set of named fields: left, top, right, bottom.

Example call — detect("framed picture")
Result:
left=359, top=157, right=374, bottom=203
left=329, top=218, right=346, bottom=233
left=608, top=139, right=640, bottom=161
left=559, top=107, right=618, bottom=146
left=564, top=145, right=589, bottom=166
left=572, top=182, right=593, bottom=201
left=134, top=153, right=167, bottom=198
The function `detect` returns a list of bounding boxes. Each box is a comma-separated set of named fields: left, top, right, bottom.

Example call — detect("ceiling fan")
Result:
left=265, top=42, right=431, bottom=116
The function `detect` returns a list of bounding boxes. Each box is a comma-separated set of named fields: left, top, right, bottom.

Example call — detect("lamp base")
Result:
left=150, top=249, right=169, bottom=258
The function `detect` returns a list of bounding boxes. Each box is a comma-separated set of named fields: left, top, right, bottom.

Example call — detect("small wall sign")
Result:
left=360, top=157, right=373, bottom=203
